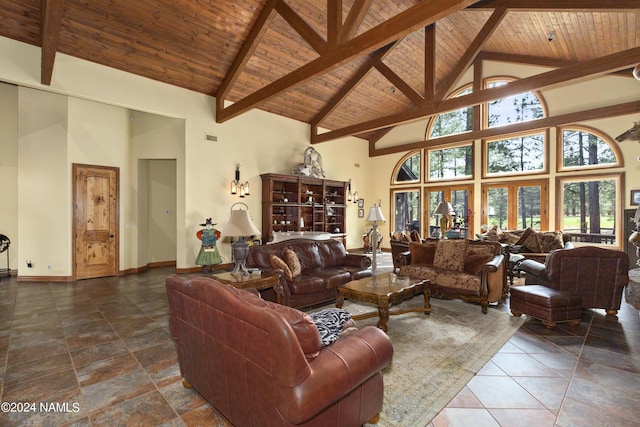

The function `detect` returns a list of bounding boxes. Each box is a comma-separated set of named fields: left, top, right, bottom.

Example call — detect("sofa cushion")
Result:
left=305, top=268, right=351, bottom=289
left=433, top=239, right=468, bottom=272
left=464, top=253, right=494, bottom=275
left=288, top=275, right=327, bottom=294
left=435, top=270, right=482, bottom=294
left=484, top=226, right=502, bottom=241
left=409, top=241, right=436, bottom=265
left=284, top=247, right=302, bottom=278
left=538, top=231, right=564, bottom=252
left=309, top=308, right=352, bottom=346
left=467, top=245, right=496, bottom=259
left=398, top=265, right=438, bottom=282
left=516, top=228, right=542, bottom=252
left=501, top=231, right=521, bottom=244
left=270, top=254, right=293, bottom=280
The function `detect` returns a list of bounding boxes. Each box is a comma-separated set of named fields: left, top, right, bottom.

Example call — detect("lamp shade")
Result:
left=366, top=206, right=386, bottom=222
left=220, top=204, right=261, bottom=237
left=434, top=201, right=454, bottom=216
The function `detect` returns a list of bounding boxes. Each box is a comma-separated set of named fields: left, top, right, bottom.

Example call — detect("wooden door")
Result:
left=73, top=164, right=119, bottom=279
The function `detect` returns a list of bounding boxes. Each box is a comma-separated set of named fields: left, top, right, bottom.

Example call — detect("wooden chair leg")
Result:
left=367, top=413, right=381, bottom=424
left=605, top=309, right=618, bottom=316
left=182, top=378, right=192, bottom=388
left=541, top=320, right=556, bottom=328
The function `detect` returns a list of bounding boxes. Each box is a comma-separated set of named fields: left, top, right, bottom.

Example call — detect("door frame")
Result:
left=72, top=163, right=120, bottom=280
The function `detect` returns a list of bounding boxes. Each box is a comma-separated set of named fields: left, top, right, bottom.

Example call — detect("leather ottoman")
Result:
left=510, top=285, right=582, bottom=328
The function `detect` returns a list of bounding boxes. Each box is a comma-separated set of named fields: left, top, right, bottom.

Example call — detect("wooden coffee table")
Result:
left=336, top=273, right=430, bottom=332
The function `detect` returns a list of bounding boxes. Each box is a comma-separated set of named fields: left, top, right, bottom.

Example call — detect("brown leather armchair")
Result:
left=517, top=246, right=629, bottom=315
left=166, top=274, right=393, bottom=427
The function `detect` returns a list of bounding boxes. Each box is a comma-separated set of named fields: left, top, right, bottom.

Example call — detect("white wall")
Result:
left=0, top=83, right=18, bottom=271
left=0, top=36, right=370, bottom=277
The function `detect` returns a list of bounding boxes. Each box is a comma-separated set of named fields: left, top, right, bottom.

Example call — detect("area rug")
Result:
left=312, top=296, right=524, bottom=427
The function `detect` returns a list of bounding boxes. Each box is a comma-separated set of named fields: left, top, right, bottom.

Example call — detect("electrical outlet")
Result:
left=26, top=260, right=33, bottom=268
left=48, top=264, right=52, bottom=270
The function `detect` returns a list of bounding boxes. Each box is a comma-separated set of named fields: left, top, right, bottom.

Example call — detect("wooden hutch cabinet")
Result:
left=260, top=173, right=348, bottom=244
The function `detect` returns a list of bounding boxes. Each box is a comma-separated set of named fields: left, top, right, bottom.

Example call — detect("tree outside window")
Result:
left=428, top=145, right=473, bottom=180
left=486, top=133, right=545, bottom=176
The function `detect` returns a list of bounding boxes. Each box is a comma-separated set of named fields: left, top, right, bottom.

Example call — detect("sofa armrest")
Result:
left=482, top=253, right=504, bottom=272
left=396, top=251, right=411, bottom=267
left=278, top=326, right=393, bottom=424
left=518, top=259, right=547, bottom=277
left=344, top=253, right=372, bottom=269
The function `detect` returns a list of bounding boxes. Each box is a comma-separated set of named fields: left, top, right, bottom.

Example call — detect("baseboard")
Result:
left=17, top=275, right=74, bottom=282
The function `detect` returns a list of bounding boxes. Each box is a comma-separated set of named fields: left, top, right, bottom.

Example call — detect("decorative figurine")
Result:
left=196, top=218, right=222, bottom=272
left=292, top=147, right=325, bottom=178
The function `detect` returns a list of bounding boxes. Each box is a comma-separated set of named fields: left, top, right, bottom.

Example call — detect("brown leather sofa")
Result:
left=166, top=274, right=393, bottom=427
left=247, top=239, right=372, bottom=309
left=517, top=246, right=629, bottom=314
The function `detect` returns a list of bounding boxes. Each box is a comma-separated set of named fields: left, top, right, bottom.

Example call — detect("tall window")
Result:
left=558, top=174, right=621, bottom=245
left=426, top=185, right=473, bottom=238
left=392, top=189, right=421, bottom=234
left=482, top=180, right=548, bottom=231
left=485, top=132, right=546, bottom=177
left=428, top=144, right=473, bottom=181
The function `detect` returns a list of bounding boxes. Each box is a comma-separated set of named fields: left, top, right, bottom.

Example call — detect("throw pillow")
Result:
left=538, top=231, right=564, bottom=252
left=433, top=239, right=468, bottom=272
left=409, top=241, right=436, bottom=265
left=283, top=248, right=302, bottom=279
left=410, top=230, right=421, bottom=242
left=484, top=226, right=502, bottom=241
left=516, top=228, right=542, bottom=252
left=500, top=231, right=521, bottom=245
left=270, top=254, right=293, bottom=280
left=464, top=254, right=494, bottom=275
left=309, top=308, right=353, bottom=346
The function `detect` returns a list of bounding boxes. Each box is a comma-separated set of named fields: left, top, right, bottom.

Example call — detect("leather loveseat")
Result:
left=247, top=238, right=372, bottom=309
left=166, top=274, right=393, bottom=427
left=396, top=238, right=506, bottom=313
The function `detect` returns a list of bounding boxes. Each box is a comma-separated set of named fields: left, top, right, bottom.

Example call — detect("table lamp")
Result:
left=220, top=202, right=261, bottom=276
left=434, top=201, right=454, bottom=237
left=366, top=200, right=386, bottom=273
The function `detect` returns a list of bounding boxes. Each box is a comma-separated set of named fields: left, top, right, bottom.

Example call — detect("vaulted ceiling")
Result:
left=1, top=0, right=639, bottom=153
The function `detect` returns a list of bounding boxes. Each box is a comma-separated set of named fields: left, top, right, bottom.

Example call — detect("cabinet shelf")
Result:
left=261, top=173, right=348, bottom=245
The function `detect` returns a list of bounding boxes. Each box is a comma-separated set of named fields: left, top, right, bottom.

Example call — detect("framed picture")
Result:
left=358, top=208, right=364, bottom=218
left=631, top=190, right=640, bottom=206
left=357, top=198, right=364, bottom=208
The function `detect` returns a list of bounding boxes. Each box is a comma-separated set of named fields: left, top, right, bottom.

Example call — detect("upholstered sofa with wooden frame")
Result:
left=396, top=238, right=506, bottom=313
left=481, top=227, right=573, bottom=263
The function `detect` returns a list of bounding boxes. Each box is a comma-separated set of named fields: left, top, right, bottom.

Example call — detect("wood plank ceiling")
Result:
left=1, top=0, right=638, bottom=154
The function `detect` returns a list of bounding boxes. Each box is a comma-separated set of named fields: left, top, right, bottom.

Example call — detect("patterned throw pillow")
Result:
left=433, top=239, right=469, bottom=272
left=464, top=254, right=494, bottom=275
left=309, top=308, right=353, bottom=346
left=500, top=232, right=521, bottom=244
left=516, top=228, right=542, bottom=252
left=270, top=255, right=293, bottom=280
left=283, top=248, right=302, bottom=278
left=484, top=226, right=502, bottom=241
left=538, top=231, right=564, bottom=252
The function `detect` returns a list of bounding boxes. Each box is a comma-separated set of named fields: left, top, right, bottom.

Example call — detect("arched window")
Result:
left=559, top=127, right=620, bottom=171
left=428, top=87, right=473, bottom=139
left=485, top=79, right=545, bottom=128
left=392, top=151, right=421, bottom=184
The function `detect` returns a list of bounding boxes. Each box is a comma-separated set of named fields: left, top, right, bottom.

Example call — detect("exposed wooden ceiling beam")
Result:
left=311, top=43, right=396, bottom=128
left=275, top=0, right=326, bottom=54
left=371, top=100, right=640, bottom=156
left=469, top=0, right=640, bottom=9
left=425, top=24, right=436, bottom=101
left=215, top=0, right=278, bottom=110
left=216, top=0, right=481, bottom=123
left=327, top=0, right=342, bottom=47
left=40, top=0, right=65, bottom=85
left=313, top=46, right=640, bottom=143
left=373, top=58, right=424, bottom=104
left=337, top=0, right=373, bottom=44
left=434, top=7, right=506, bottom=102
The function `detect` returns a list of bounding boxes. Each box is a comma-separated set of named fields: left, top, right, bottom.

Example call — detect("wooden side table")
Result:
left=212, top=271, right=283, bottom=304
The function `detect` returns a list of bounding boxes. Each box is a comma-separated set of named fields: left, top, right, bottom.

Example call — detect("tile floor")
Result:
left=0, top=260, right=638, bottom=426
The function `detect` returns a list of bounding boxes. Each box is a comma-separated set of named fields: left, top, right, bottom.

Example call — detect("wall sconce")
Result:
left=230, top=163, right=250, bottom=197
left=346, top=179, right=358, bottom=203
